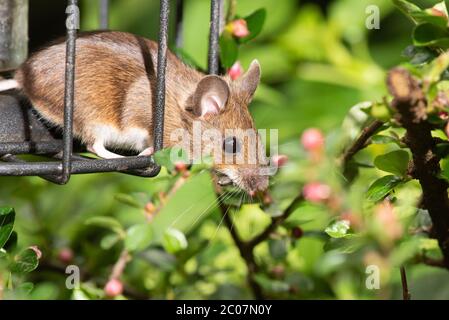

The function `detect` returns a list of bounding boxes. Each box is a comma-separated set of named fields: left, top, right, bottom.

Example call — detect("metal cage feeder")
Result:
left=0, top=0, right=223, bottom=184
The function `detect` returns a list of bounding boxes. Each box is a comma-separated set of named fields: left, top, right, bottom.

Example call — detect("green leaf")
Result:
left=100, top=233, right=120, bottom=250
left=10, top=248, right=39, bottom=274
left=162, top=228, right=188, bottom=254
left=253, top=274, right=290, bottom=293
left=374, top=150, right=410, bottom=177
left=240, top=9, right=267, bottom=43
left=17, top=282, right=34, bottom=296
left=219, top=33, right=239, bottom=69
left=366, top=175, right=404, bottom=202
left=268, top=239, right=288, bottom=260
left=125, top=224, right=153, bottom=252
left=325, top=220, right=351, bottom=239
left=153, top=147, right=189, bottom=172
left=413, top=23, right=449, bottom=48
left=419, top=238, right=439, bottom=251
left=140, top=249, right=177, bottom=272
left=393, top=0, right=422, bottom=21
left=403, top=46, right=437, bottom=65
left=3, top=231, right=18, bottom=252
left=424, top=52, right=449, bottom=85
left=0, top=207, right=15, bottom=249
left=114, top=193, right=144, bottom=209
left=151, top=171, right=216, bottom=243
left=323, top=236, right=364, bottom=254
left=85, top=217, right=125, bottom=238
left=371, top=135, right=399, bottom=145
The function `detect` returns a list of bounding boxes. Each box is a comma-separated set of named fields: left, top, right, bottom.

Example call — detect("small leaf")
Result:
left=17, top=282, right=34, bottom=295
left=219, top=33, right=239, bottom=69
left=10, top=248, right=39, bottom=274
left=85, top=217, right=125, bottom=238
left=325, top=220, right=351, bottom=239
left=323, top=236, right=364, bottom=254
left=413, top=23, right=449, bottom=48
left=268, top=239, right=288, bottom=260
left=366, top=175, right=403, bottom=202
left=374, top=150, right=410, bottom=177
left=125, top=224, right=153, bottom=252
left=100, top=234, right=120, bottom=250
left=403, top=46, right=437, bottom=65
left=162, top=228, right=188, bottom=254
left=3, top=231, right=17, bottom=252
left=140, top=249, right=177, bottom=271
left=114, top=193, right=144, bottom=209
left=0, top=207, right=15, bottom=249
left=393, top=0, right=422, bottom=20
left=253, top=274, right=290, bottom=293
left=419, top=238, right=439, bottom=251
left=240, top=9, right=266, bottom=43
left=371, top=135, right=399, bottom=145
left=154, top=147, right=189, bottom=172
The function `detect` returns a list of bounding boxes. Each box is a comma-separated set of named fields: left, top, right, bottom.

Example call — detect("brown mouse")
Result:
left=0, top=31, right=269, bottom=194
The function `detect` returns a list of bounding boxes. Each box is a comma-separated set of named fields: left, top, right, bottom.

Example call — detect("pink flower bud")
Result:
left=29, top=246, right=42, bottom=260
left=230, top=19, right=250, bottom=38
left=228, top=61, right=244, bottom=80
left=301, top=128, right=325, bottom=152
left=374, top=201, right=402, bottom=240
left=58, top=248, right=74, bottom=264
left=303, top=182, right=331, bottom=203
left=291, top=226, right=303, bottom=239
left=431, top=8, right=447, bottom=17
left=174, top=162, right=188, bottom=173
left=104, top=279, right=123, bottom=298
left=439, top=111, right=449, bottom=120
left=271, top=154, right=288, bottom=167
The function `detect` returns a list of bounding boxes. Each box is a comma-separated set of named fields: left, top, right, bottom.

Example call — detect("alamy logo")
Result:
left=366, top=5, right=380, bottom=30
left=365, top=265, right=380, bottom=290
left=66, top=4, right=80, bottom=30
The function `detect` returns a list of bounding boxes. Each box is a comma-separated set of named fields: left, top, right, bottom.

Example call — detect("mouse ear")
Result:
left=236, top=59, right=261, bottom=97
left=189, top=75, right=230, bottom=118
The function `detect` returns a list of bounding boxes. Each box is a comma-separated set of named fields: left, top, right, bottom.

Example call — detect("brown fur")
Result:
left=15, top=31, right=268, bottom=193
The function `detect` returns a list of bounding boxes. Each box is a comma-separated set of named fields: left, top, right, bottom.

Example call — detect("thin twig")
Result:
left=248, top=194, right=304, bottom=249
left=109, top=249, right=130, bottom=280
left=416, top=255, right=446, bottom=268
left=219, top=202, right=264, bottom=299
left=340, top=120, right=384, bottom=169
left=400, top=266, right=411, bottom=300
left=218, top=193, right=304, bottom=299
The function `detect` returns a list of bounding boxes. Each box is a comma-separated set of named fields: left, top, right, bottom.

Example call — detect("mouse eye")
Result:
left=223, top=136, right=240, bottom=154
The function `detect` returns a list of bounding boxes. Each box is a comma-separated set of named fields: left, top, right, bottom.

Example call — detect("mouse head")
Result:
left=182, top=60, right=270, bottom=195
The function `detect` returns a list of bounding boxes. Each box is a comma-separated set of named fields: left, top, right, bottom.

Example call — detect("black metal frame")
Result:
left=0, top=0, right=223, bottom=184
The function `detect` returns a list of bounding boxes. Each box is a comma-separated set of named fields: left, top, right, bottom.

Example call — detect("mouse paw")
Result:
left=138, top=147, right=154, bottom=157
left=88, top=142, right=124, bottom=159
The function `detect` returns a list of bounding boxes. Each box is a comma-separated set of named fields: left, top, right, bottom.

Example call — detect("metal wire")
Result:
left=60, top=0, right=78, bottom=184
left=0, top=0, right=179, bottom=181
left=208, top=0, right=223, bottom=75
left=153, top=0, right=170, bottom=153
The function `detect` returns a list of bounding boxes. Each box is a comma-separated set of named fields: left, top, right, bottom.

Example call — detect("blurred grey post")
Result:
left=99, top=0, right=109, bottom=29
left=0, top=0, right=28, bottom=71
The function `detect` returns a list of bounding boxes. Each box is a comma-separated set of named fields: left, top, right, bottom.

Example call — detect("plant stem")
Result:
left=400, top=266, right=411, bottom=300
left=387, top=68, right=449, bottom=269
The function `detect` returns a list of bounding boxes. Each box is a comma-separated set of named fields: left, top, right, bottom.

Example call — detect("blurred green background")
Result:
left=2, top=0, right=449, bottom=300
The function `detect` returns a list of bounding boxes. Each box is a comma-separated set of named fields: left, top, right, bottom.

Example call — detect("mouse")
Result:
left=0, top=31, right=269, bottom=194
